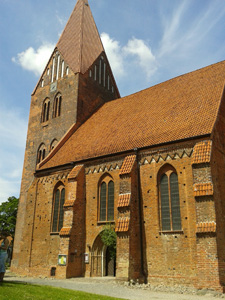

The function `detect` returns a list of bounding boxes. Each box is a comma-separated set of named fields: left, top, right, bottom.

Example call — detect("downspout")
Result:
left=134, top=148, right=147, bottom=281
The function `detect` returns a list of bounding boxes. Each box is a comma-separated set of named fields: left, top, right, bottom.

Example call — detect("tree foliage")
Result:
left=100, top=224, right=117, bottom=259
left=0, top=196, right=19, bottom=238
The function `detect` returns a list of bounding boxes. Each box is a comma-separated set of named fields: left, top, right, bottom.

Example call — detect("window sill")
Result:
left=97, top=221, right=115, bottom=226
left=159, top=230, right=183, bottom=234
left=50, top=232, right=59, bottom=235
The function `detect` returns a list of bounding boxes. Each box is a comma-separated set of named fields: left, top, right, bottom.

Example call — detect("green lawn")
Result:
left=0, top=281, right=125, bottom=300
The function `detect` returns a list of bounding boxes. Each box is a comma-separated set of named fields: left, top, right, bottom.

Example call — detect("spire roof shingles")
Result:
left=56, top=0, right=104, bottom=74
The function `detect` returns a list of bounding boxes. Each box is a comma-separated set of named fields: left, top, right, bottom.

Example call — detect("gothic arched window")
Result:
left=53, top=93, right=62, bottom=118
left=159, top=166, right=181, bottom=231
left=41, top=98, right=50, bottom=122
left=50, top=139, right=58, bottom=151
left=99, top=176, right=114, bottom=221
left=51, top=184, right=65, bottom=232
left=37, top=143, right=47, bottom=164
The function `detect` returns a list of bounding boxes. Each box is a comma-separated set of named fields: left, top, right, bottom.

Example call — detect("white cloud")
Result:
left=12, top=43, right=55, bottom=76
left=101, top=32, right=125, bottom=78
left=123, top=38, right=157, bottom=79
left=101, top=32, right=157, bottom=80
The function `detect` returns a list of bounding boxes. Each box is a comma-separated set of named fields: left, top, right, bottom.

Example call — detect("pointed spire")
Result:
left=57, top=0, right=104, bottom=74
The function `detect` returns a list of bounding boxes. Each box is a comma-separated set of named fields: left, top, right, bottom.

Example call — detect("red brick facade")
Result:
left=12, top=0, right=225, bottom=292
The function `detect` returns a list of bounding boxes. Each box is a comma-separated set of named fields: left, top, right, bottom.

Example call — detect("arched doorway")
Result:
left=91, top=234, right=116, bottom=277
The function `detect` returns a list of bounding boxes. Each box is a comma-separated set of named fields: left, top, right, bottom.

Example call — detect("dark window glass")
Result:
left=160, top=174, right=171, bottom=231
left=170, top=173, right=181, bottom=230
left=52, top=190, right=60, bottom=232
left=46, top=102, right=50, bottom=121
left=58, top=96, right=62, bottom=116
left=108, top=181, right=114, bottom=221
left=58, top=188, right=65, bottom=231
left=100, top=182, right=107, bottom=221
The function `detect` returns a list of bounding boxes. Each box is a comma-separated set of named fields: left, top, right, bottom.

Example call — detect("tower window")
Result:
left=51, top=57, right=55, bottom=82
left=61, top=61, right=64, bottom=78
left=53, top=94, right=62, bottom=118
left=41, top=98, right=50, bottom=122
left=56, top=55, right=60, bottom=80
left=37, top=143, right=47, bottom=164
left=66, top=67, right=69, bottom=75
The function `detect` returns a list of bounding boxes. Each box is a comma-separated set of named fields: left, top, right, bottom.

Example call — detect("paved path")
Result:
left=4, top=271, right=224, bottom=300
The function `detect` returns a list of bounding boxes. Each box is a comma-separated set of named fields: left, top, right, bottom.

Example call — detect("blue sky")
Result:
left=0, top=0, right=225, bottom=204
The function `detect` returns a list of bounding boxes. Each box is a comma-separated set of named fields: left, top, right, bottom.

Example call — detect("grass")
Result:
left=0, top=281, right=125, bottom=300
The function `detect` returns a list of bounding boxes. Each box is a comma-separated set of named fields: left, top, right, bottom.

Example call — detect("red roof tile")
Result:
left=196, top=222, right=216, bottom=233
left=117, top=194, right=131, bottom=208
left=68, top=165, right=83, bottom=180
left=193, top=183, right=213, bottom=197
left=192, top=140, right=212, bottom=164
left=59, top=227, right=72, bottom=236
left=39, top=60, right=225, bottom=170
left=119, top=156, right=136, bottom=175
left=57, top=0, right=104, bottom=75
left=115, top=218, right=130, bottom=232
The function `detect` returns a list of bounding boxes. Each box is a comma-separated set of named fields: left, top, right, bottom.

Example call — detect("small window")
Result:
left=53, top=94, right=62, bottom=118
left=37, top=143, right=47, bottom=164
left=51, top=57, right=55, bottom=83
left=52, top=184, right=65, bottom=233
left=66, top=67, right=69, bottom=75
left=50, top=139, right=58, bottom=151
left=94, top=65, right=97, bottom=81
left=159, top=167, right=181, bottom=231
left=41, top=98, right=50, bottom=122
left=61, top=61, right=64, bottom=78
left=56, top=55, right=60, bottom=80
left=99, top=176, right=114, bottom=221
left=89, top=69, right=92, bottom=78
left=47, top=68, right=50, bottom=76
left=41, top=79, right=44, bottom=87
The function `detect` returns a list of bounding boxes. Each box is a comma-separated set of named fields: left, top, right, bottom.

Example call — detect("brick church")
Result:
left=12, top=0, right=225, bottom=291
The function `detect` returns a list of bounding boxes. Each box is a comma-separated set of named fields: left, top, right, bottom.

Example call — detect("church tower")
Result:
left=12, top=0, right=120, bottom=271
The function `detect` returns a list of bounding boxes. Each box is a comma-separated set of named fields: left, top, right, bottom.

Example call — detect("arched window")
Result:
left=52, top=184, right=65, bottom=232
left=37, top=143, right=47, bottom=164
left=41, top=98, right=50, bottom=122
left=159, top=166, right=181, bottom=231
left=99, top=176, right=114, bottom=221
left=53, top=93, right=62, bottom=118
left=50, top=139, right=58, bottom=151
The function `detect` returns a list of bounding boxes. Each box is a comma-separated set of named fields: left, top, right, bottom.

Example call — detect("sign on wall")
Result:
left=58, top=254, right=67, bottom=266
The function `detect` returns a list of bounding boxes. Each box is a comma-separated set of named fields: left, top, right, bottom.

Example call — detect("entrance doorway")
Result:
left=91, top=234, right=116, bottom=277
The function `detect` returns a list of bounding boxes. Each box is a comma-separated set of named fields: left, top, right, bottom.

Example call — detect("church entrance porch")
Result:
left=91, top=234, right=116, bottom=277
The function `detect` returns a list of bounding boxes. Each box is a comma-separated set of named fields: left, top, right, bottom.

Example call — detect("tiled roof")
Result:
left=196, top=222, right=216, bottom=233
left=115, top=217, right=130, bottom=232
left=117, top=194, right=131, bottom=208
left=68, top=165, right=83, bottom=180
left=119, top=155, right=136, bottom=176
left=57, top=0, right=104, bottom=75
left=59, top=227, right=72, bottom=236
left=193, top=183, right=213, bottom=197
left=64, top=200, right=76, bottom=208
left=192, top=141, right=212, bottom=164
left=39, top=60, right=225, bottom=170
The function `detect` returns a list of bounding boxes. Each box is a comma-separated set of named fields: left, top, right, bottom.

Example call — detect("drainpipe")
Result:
left=134, top=148, right=147, bottom=281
